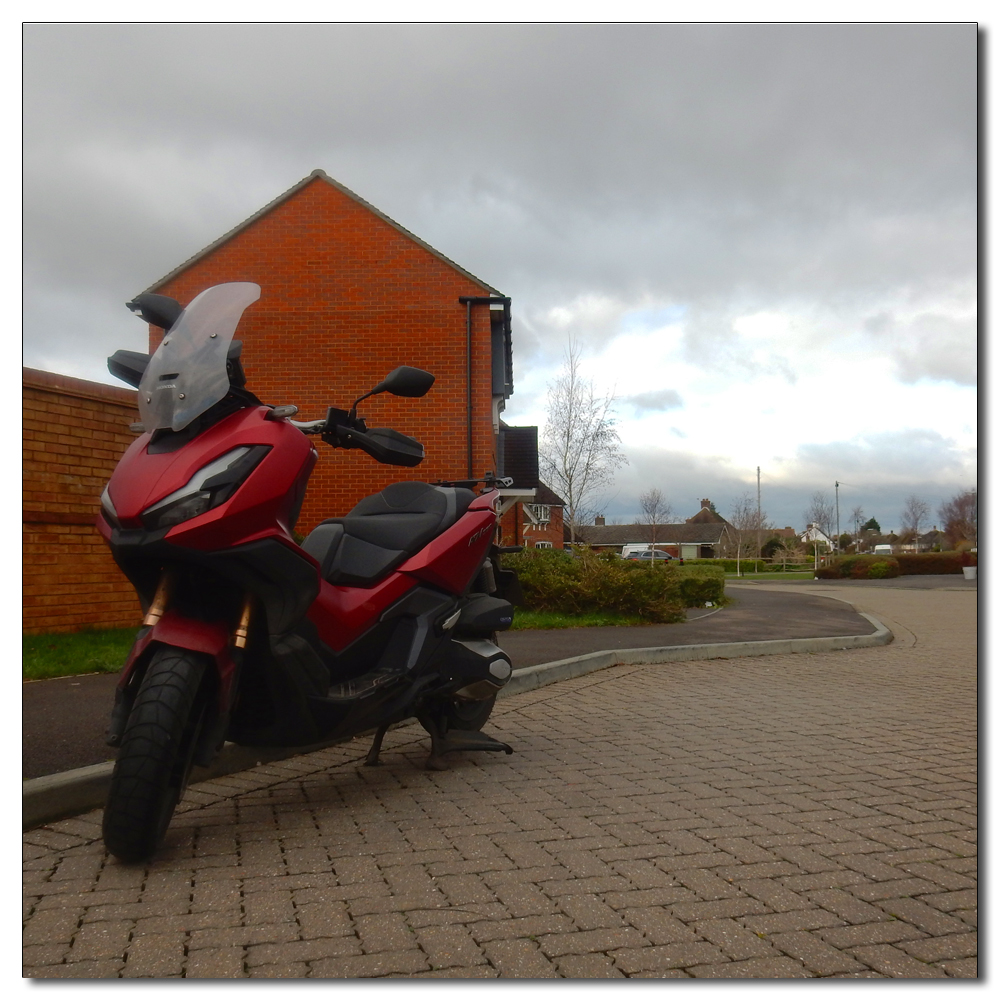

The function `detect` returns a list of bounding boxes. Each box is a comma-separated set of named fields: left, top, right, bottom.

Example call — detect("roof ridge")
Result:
left=143, top=169, right=502, bottom=296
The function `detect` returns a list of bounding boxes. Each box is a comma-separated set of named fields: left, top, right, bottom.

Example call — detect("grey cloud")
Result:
left=23, top=24, right=975, bottom=374
left=623, top=389, right=684, bottom=413
left=793, top=428, right=975, bottom=483
left=601, top=439, right=971, bottom=535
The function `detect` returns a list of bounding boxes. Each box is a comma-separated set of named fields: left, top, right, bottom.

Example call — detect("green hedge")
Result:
left=895, top=553, right=964, bottom=575
left=501, top=548, right=725, bottom=621
left=815, top=555, right=901, bottom=580
left=683, top=558, right=767, bottom=573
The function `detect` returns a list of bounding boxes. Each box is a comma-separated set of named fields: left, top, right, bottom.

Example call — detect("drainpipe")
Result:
left=459, top=294, right=510, bottom=480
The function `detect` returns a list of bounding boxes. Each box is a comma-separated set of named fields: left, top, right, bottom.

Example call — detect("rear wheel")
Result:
left=437, top=694, right=497, bottom=732
left=102, top=646, right=210, bottom=862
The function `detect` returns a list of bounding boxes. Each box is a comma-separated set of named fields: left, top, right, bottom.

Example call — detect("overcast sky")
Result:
left=22, top=22, right=977, bottom=532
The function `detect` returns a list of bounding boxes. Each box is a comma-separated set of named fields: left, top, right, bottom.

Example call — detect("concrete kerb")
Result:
left=22, top=612, right=891, bottom=831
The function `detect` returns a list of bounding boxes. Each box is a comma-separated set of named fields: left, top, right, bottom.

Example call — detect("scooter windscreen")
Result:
left=137, top=282, right=261, bottom=432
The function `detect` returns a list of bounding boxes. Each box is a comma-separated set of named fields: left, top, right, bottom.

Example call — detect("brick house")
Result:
left=139, top=168, right=517, bottom=532
left=24, top=169, right=533, bottom=632
left=570, top=499, right=735, bottom=558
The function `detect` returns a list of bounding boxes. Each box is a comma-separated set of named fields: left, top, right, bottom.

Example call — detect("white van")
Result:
left=873, top=544, right=893, bottom=555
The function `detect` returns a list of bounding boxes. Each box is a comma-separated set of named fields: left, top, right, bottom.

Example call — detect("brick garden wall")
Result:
left=23, top=369, right=142, bottom=634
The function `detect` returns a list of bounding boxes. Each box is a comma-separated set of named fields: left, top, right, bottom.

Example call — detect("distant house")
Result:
left=915, top=528, right=949, bottom=552
left=800, top=523, right=834, bottom=549
left=569, top=500, right=736, bottom=559
left=496, top=423, right=566, bottom=549
left=686, top=499, right=728, bottom=525
left=769, top=527, right=799, bottom=542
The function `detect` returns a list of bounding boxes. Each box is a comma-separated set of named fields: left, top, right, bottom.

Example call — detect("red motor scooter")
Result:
left=98, top=282, right=522, bottom=861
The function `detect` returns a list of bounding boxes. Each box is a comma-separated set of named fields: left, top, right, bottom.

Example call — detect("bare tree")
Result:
left=540, top=342, right=627, bottom=543
left=900, top=495, right=931, bottom=540
left=639, top=488, right=674, bottom=552
left=938, top=488, right=978, bottom=548
left=850, top=505, right=865, bottom=538
left=729, top=491, right=771, bottom=574
left=804, top=491, right=835, bottom=538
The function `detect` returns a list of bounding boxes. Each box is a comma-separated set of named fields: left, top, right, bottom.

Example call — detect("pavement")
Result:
left=23, top=587, right=877, bottom=781
left=22, top=581, right=977, bottom=979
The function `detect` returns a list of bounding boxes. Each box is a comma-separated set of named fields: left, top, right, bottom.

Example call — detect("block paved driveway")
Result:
left=23, top=586, right=977, bottom=979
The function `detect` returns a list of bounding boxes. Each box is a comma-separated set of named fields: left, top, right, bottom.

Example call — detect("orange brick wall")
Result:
left=149, top=175, right=501, bottom=532
left=23, top=369, right=142, bottom=634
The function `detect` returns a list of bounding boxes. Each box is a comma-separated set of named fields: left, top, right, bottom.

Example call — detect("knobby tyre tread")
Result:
left=102, top=646, right=209, bottom=862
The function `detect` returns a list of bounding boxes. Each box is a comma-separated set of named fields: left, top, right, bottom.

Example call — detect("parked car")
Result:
left=626, top=550, right=673, bottom=562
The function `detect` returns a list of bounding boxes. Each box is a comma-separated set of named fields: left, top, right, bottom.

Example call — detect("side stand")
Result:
left=363, top=723, right=390, bottom=767
left=417, top=712, right=513, bottom=771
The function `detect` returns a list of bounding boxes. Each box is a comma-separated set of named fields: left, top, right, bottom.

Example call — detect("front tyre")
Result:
left=102, top=646, right=210, bottom=862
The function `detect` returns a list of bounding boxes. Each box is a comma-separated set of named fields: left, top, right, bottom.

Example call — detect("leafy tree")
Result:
left=540, top=342, right=627, bottom=543
left=761, top=537, right=785, bottom=559
left=862, top=517, right=881, bottom=532
left=838, top=533, right=854, bottom=551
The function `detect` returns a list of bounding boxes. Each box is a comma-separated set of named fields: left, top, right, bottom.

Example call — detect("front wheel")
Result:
left=102, top=646, right=211, bottom=862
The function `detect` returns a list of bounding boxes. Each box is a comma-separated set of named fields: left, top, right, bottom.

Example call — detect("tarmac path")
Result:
left=23, top=584, right=976, bottom=978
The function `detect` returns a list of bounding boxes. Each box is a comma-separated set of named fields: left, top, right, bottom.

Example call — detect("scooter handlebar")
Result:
left=321, top=408, right=425, bottom=467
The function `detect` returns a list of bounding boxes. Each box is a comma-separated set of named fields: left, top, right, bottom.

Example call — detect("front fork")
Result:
left=107, top=569, right=254, bottom=764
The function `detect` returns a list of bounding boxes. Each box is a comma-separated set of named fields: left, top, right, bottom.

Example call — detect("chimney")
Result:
left=595, top=515, right=605, bottom=526
left=700, top=499, right=711, bottom=509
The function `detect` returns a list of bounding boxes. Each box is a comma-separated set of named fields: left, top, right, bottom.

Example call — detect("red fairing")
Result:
left=398, top=505, right=497, bottom=593
left=118, top=612, right=238, bottom=710
left=307, top=573, right=415, bottom=651
left=107, top=407, right=315, bottom=547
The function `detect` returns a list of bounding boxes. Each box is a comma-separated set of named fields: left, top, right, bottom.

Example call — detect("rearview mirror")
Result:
left=373, top=366, right=435, bottom=398
left=126, top=293, right=184, bottom=331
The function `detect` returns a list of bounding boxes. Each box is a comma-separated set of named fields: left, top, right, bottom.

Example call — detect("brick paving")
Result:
left=23, top=587, right=977, bottom=979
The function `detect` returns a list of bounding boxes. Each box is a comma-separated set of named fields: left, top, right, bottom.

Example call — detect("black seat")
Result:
left=302, top=481, right=477, bottom=586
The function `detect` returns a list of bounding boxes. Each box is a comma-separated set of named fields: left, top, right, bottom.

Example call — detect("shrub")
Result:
left=683, top=558, right=766, bottom=573
left=501, top=548, right=725, bottom=621
left=959, top=549, right=978, bottom=567
left=815, top=555, right=900, bottom=580
left=895, top=553, right=964, bottom=575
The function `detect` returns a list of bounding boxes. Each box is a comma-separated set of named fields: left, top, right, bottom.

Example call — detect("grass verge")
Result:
left=725, top=572, right=816, bottom=581
left=511, top=609, right=678, bottom=630
left=24, top=628, right=136, bottom=681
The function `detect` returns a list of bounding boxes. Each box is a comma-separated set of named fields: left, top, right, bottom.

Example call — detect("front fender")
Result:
left=109, top=613, right=238, bottom=748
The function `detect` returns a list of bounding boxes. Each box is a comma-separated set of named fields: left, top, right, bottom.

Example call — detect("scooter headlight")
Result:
left=140, top=445, right=270, bottom=531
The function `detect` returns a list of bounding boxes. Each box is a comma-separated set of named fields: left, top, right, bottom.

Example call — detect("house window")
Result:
left=527, top=504, right=551, bottom=524
left=535, top=540, right=553, bottom=549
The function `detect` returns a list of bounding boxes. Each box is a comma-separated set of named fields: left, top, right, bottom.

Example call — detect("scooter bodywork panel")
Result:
left=307, top=573, right=415, bottom=652
left=107, top=407, right=314, bottom=545
left=397, top=503, right=497, bottom=593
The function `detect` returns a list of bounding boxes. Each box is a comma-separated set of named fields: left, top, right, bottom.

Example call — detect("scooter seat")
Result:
left=302, top=481, right=477, bottom=587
